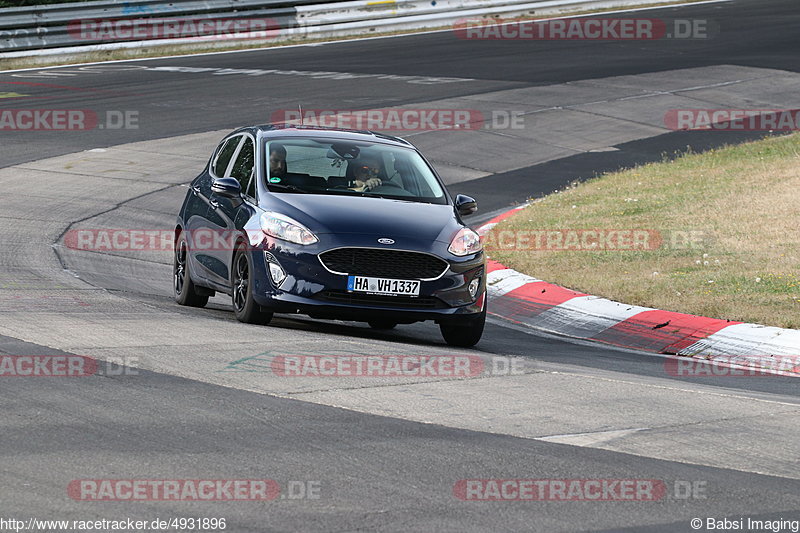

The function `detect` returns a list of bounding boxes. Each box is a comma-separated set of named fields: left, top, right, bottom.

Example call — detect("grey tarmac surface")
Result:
left=1, top=334, right=799, bottom=533
left=0, top=0, right=799, bottom=530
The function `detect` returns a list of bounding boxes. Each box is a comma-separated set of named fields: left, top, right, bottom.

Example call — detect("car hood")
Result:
left=264, top=193, right=460, bottom=243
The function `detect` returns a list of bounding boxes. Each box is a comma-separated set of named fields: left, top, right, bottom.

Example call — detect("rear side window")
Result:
left=213, top=136, right=241, bottom=177
left=230, top=137, right=255, bottom=197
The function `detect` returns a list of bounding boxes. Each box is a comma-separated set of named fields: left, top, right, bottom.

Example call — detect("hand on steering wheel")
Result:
left=353, top=177, right=382, bottom=191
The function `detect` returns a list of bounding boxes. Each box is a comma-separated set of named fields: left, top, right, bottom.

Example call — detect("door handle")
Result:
left=191, top=185, right=201, bottom=196
left=209, top=198, right=220, bottom=209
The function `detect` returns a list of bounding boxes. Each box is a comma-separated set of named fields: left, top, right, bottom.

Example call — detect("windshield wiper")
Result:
left=267, top=183, right=309, bottom=194
left=324, top=188, right=369, bottom=197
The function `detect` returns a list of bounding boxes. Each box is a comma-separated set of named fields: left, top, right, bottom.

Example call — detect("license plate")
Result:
left=347, top=276, right=420, bottom=296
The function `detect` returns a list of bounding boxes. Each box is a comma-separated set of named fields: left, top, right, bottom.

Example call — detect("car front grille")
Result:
left=316, top=291, right=445, bottom=309
left=318, top=248, right=449, bottom=280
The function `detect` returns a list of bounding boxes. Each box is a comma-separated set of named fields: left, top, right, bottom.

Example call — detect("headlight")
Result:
left=260, top=212, right=318, bottom=245
left=448, top=227, right=482, bottom=256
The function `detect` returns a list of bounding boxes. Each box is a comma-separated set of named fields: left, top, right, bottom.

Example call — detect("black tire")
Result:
left=439, top=301, right=486, bottom=347
left=368, top=320, right=397, bottom=330
left=231, top=244, right=273, bottom=325
left=174, top=231, right=209, bottom=308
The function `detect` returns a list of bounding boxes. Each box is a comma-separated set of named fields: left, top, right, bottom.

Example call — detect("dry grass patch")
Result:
left=489, top=133, right=800, bottom=328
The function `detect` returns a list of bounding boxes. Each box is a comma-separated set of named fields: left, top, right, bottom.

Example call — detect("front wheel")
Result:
left=232, top=244, right=273, bottom=325
left=439, top=303, right=486, bottom=347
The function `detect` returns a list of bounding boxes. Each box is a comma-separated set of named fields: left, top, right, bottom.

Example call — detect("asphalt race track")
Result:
left=0, top=0, right=799, bottom=531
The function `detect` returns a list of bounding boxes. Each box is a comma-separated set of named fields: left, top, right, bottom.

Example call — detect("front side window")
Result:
left=229, top=137, right=255, bottom=198
left=263, top=138, right=447, bottom=204
left=213, top=135, right=241, bottom=177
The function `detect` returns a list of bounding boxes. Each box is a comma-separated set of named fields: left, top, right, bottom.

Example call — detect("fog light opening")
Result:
left=265, top=253, right=287, bottom=286
left=468, top=277, right=481, bottom=299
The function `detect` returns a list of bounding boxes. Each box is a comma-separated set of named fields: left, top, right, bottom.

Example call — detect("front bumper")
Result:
left=249, top=233, right=486, bottom=323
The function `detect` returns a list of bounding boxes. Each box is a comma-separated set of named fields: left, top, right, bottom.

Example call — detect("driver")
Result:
left=350, top=155, right=383, bottom=192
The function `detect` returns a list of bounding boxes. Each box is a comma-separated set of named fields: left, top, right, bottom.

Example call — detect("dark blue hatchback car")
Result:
left=174, top=125, right=486, bottom=346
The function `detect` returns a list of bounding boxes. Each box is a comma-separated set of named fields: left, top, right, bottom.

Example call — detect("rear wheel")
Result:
left=174, top=232, right=209, bottom=308
left=368, top=320, right=397, bottom=330
left=439, top=302, right=486, bottom=347
left=232, top=244, right=273, bottom=325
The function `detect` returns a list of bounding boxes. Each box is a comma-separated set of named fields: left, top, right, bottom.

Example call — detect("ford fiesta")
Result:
left=174, top=125, right=486, bottom=347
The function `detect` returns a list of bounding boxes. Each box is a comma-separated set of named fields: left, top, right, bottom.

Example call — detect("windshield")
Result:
left=263, top=138, right=447, bottom=204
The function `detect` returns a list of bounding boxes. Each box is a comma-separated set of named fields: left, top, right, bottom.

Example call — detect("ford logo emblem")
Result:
left=377, top=238, right=395, bottom=245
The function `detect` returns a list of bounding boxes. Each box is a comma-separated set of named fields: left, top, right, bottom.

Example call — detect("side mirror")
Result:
left=211, top=177, right=242, bottom=198
left=454, top=194, right=477, bottom=216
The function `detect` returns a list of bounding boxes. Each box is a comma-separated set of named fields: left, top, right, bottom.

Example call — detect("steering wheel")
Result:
left=371, top=181, right=405, bottom=191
